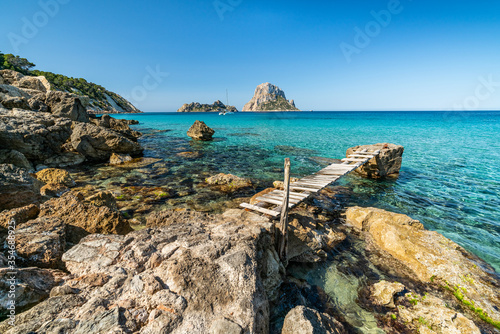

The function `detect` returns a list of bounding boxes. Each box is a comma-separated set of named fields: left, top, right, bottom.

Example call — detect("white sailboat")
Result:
left=219, top=89, right=234, bottom=115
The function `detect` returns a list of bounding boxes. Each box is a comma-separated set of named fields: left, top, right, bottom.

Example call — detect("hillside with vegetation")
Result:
left=0, top=52, right=141, bottom=113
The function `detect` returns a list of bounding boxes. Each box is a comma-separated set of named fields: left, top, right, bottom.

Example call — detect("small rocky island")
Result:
left=242, top=83, right=299, bottom=111
left=177, top=100, right=237, bottom=112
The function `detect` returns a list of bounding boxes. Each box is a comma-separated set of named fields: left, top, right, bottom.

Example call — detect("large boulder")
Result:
left=0, top=164, right=42, bottom=211
left=71, top=122, right=143, bottom=161
left=44, top=91, right=89, bottom=122
left=345, top=206, right=500, bottom=327
left=39, top=192, right=132, bottom=243
left=0, top=215, right=277, bottom=333
left=187, top=120, right=215, bottom=140
left=281, top=306, right=345, bottom=334
left=346, top=143, right=404, bottom=178
left=0, top=108, right=72, bottom=162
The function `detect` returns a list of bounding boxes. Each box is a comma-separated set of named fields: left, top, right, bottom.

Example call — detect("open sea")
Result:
left=111, top=111, right=500, bottom=274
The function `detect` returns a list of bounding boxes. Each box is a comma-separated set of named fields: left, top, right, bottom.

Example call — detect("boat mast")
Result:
left=226, top=89, right=229, bottom=107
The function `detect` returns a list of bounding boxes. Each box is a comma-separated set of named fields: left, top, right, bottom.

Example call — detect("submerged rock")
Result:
left=346, top=206, right=500, bottom=328
left=281, top=305, right=345, bottom=334
left=346, top=143, right=404, bottom=178
left=187, top=120, right=215, bottom=141
left=205, top=173, right=252, bottom=192
left=109, top=152, right=132, bottom=165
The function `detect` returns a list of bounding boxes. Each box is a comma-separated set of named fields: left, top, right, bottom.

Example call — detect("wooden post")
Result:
left=278, top=158, right=290, bottom=261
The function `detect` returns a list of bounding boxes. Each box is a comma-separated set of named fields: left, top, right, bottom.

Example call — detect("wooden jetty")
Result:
left=240, top=149, right=380, bottom=218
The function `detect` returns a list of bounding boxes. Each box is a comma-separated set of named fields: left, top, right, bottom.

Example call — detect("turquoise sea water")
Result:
left=113, top=111, right=500, bottom=273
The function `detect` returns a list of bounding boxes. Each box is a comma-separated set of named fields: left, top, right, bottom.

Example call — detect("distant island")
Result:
left=0, top=52, right=141, bottom=114
left=242, top=82, right=300, bottom=111
left=177, top=100, right=238, bottom=112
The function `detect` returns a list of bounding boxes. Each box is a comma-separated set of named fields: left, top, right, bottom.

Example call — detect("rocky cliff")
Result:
left=242, top=83, right=299, bottom=111
left=177, top=100, right=237, bottom=112
left=0, top=53, right=141, bottom=114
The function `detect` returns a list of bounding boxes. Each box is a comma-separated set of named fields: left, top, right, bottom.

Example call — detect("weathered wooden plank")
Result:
left=274, top=190, right=309, bottom=198
left=348, top=154, right=375, bottom=158
left=290, top=186, right=321, bottom=192
left=256, top=197, right=295, bottom=207
left=240, top=203, right=280, bottom=216
left=291, top=183, right=325, bottom=189
left=342, top=158, right=369, bottom=162
left=258, top=194, right=301, bottom=204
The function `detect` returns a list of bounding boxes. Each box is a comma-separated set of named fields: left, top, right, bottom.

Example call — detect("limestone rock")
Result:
left=17, top=76, right=51, bottom=92
left=109, top=152, right=132, bottom=165
left=242, top=83, right=300, bottom=111
left=44, top=91, right=89, bottom=122
left=0, top=204, right=40, bottom=230
left=0, top=108, right=73, bottom=162
left=346, top=143, right=404, bottom=178
left=0, top=164, right=42, bottom=211
left=206, top=173, right=252, bottom=192
left=39, top=192, right=132, bottom=244
left=13, top=217, right=67, bottom=268
left=0, top=267, right=67, bottom=319
left=187, top=120, right=215, bottom=140
left=0, top=149, right=33, bottom=170
left=396, top=291, right=481, bottom=334
left=40, top=183, right=70, bottom=197
left=42, top=152, right=86, bottom=168
left=370, top=280, right=405, bottom=308
left=178, top=100, right=238, bottom=112
left=84, top=191, right=118, bottom=210
left=35, top=168, right=76, bottom=187
left=345, top=206, right=500, bottom=326
left=281, top=306, right=345, bottom=334
left=71, top=122, right=143, bottom=161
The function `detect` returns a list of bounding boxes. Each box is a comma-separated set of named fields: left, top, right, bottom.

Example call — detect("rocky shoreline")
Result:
left=0, top=72, right=499, bottom=333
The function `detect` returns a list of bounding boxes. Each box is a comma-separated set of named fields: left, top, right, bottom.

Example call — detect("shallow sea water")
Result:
left=109, top=111, right=499, bottom=272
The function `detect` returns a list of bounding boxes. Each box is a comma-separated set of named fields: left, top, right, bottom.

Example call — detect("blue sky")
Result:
left=1, top=0, right=500, bottom=111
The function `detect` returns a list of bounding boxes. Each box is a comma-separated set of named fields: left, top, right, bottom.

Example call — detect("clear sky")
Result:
left=1, top=0, right=500, bottom=111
